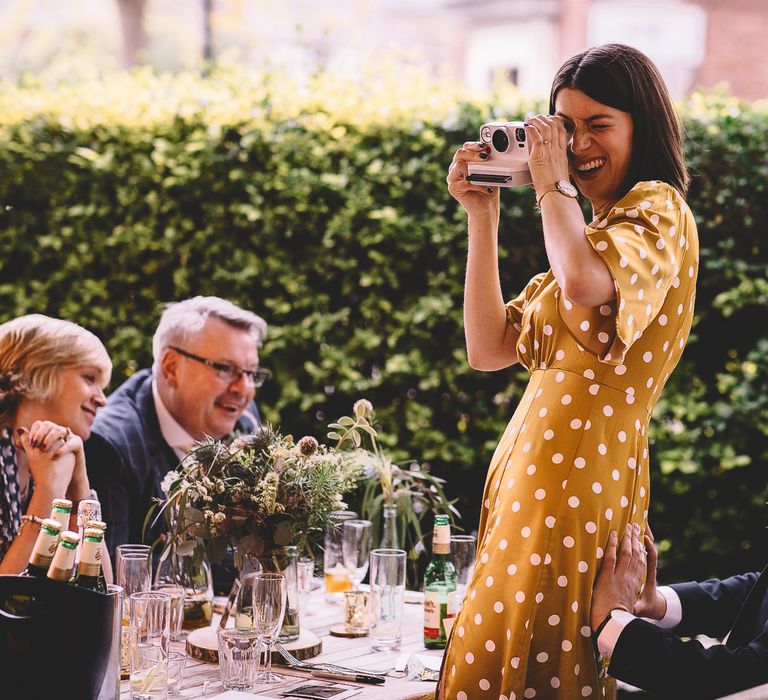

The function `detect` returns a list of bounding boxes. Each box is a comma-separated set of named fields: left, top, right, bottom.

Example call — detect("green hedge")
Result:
left=1, top=70, right=766, bottom=582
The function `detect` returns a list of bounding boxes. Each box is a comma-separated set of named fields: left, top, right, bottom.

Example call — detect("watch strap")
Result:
left=536, top=181, right=576, bottom=208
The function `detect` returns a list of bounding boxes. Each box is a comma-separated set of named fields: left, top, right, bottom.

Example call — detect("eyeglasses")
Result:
left=168, top=346, right=270, bottom=388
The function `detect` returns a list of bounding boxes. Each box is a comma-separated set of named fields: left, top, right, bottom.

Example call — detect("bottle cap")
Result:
left=40, top=518, right=62, bottom=533
left=52, top=498, right=73, bottom=510
left=60, top=531, right=81, bottom=546
left=83, top=528, right=104, bottom=540
left=85, top=520, right=107, bottom=531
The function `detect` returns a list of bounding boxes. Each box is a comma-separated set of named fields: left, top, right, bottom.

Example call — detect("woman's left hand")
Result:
left=19, top=420, right=90, bottom=501
left=524, top=115, right=571, bottom=194
left=56, top=429, right=90, bottom=502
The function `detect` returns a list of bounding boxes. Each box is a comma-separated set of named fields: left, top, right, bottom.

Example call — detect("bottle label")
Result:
left=423, top=590, right=442, bottom=638
left=447, top=590, right=459, bottom=618
left=433, top=524, right=450, bottom=546
left=78, top=562, right=100, bottom=577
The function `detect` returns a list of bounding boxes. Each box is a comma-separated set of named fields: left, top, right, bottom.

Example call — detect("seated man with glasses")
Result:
left=85, top=296, right=268, bottom=580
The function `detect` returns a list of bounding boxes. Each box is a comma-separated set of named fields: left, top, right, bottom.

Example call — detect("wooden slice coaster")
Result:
left=186, top=626, right=323, bottom=663
left=329, top=624, right=368, bottom=638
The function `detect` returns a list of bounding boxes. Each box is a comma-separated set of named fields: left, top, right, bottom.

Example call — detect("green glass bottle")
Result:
left=49, top=498, right=73, bottom=532
left=47, top=531, right=80, bottom=582
left=23, top=518, right=62, bottom=578
left=423, top=514, right=458, bottom=649
left=85, top=519, right=109, bottom=592
left=70, top=528, right=106, bottom=592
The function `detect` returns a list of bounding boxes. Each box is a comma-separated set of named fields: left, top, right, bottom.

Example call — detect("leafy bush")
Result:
left=1, top=70, right=765, bottom=583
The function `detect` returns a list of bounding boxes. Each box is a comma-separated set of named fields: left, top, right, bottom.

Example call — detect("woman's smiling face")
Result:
left=555, top=88, right=634, bottom=216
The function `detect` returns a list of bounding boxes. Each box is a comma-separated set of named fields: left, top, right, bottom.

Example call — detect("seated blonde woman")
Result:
left=0, top=314, right=112, bottom=577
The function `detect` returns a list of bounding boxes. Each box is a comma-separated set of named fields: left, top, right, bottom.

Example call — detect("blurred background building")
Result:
left=0, top=0, right=765, bottom=100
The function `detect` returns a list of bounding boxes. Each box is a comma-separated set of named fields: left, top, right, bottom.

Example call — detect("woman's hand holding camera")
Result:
left=447, top=141, right=500, bottom=221
left=524, top=115, right=571, bottom=195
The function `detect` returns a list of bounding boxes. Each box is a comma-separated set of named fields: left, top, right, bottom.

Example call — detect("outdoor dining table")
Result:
left=119, top=584, right=439, bottom=700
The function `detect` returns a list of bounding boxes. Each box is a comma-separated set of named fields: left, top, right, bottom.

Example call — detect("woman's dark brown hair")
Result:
left=549, top=43, right=689, bottom=197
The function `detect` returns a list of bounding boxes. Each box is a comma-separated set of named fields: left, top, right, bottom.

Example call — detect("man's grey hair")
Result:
left=152, top=296, right=268, bottom=376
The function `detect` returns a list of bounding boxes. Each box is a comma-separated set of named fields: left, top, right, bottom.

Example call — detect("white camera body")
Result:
left=467, top=121, right=532, bottom=188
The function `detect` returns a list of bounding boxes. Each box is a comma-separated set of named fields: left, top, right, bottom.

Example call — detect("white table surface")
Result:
left=120, top=585, right=439, bottom=700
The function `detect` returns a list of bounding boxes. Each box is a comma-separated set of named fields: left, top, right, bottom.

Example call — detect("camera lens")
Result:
left=491, top=129, right=509, bottom=152
left=515, top=127, right=526, bottom=143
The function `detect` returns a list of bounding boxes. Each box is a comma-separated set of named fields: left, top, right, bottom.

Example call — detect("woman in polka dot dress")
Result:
left=439, top=44, right=698, bottom=699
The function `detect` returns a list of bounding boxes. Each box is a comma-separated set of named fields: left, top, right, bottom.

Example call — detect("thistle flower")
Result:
left=297, top=435, right=319, bottom=456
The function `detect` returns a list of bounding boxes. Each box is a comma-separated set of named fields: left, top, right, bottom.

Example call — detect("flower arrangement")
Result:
left=150, top=399, right=458, bottom=585
left=152, top=416, right=364, bottom=568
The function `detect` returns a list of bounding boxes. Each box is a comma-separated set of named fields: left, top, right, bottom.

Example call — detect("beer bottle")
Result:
left=46, top=531, right=80, bottom=582
left=423, top=514, right=458, bottom=649
left=85, top=519, right=109, bottom=592
left=71, top=528, right=106, bottom=592
left=49, top=498, right=73, bottom=532
left=22, top=518, right=62, bottom=577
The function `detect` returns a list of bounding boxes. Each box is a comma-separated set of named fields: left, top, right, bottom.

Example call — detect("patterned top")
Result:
left=0, top=428, right=21, bottom=561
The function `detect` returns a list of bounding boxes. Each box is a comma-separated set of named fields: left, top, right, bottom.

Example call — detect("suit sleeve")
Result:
left=608, top=617, right=768, bottom=699
left=84, top=433, right=131, bottom=561
left=672, top=572, right=761, bottom=638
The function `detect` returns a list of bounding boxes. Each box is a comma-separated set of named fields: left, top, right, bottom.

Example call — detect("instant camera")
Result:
left=467, top=121, right=532, bottom=187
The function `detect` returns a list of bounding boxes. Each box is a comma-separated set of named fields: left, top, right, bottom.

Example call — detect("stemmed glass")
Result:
left=342, top=519, right=372, bottom=590
left=252, top=573, right=287, bottom=684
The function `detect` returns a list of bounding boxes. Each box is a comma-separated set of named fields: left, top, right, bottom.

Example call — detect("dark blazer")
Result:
left=84, top=369, right=260, bottom=560
left=609, top=565, right=768, bottom=699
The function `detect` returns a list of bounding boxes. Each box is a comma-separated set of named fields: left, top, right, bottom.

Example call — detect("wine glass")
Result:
left=252, top=573, right=287, bottom=684
left=342, top=519, right=372, bottom=590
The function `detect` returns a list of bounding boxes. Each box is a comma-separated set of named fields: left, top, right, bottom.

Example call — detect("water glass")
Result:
left=117, top=546, right=152, bottom=597
left=118, top=547, right=152, bottom=677
left=323, top=510, right=358, bottom=602
left=450, top=534, right=477, bottom=607
left=235, top=572, right=258, bottom=630
left=344, top=590, right=370, bottom=633
left=152, top=584, right=185, bottom=642
left=342, top=519, right=372, bottom=589
left=297, top=555, right=315, bottom=621
left=166, top=652, right=186, bottom=696
left=129, top=591, right=170, bottom=700
left=368, top=548, right=406, bottom=651
left=252, top=572, right=287, bottom=684
left=217, top=628, right=260, bottom=691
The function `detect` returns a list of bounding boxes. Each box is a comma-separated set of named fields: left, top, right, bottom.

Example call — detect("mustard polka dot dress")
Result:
left=439, top=181, right=699, bottom=699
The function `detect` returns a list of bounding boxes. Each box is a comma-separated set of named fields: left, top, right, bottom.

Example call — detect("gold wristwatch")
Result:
left=536, top=180, right=578, bottom=207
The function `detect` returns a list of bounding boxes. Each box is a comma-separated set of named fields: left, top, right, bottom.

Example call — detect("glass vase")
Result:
left=240, top=545, right=300, bottom=642
left=153, top=545, right=214, bottom=633
left=380, top=503, right=399, bottom=549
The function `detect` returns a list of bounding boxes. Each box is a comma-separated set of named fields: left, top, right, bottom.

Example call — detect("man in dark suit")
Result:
left=85, top=296, right=268, bottom=567
left=591, top=524, right=768, bottom=699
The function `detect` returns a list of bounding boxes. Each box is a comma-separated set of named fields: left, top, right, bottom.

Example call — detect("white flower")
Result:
left=160, top=470, right=180, bottom=495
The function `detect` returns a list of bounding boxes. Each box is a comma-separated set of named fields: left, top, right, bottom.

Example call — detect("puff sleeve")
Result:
left=505, top=272, right=548, bottom=329
left=584, top=181, right=691, bottom=364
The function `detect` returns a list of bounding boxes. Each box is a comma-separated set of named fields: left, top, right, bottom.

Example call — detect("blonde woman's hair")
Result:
left=0, top=314, right=112, bottom=428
